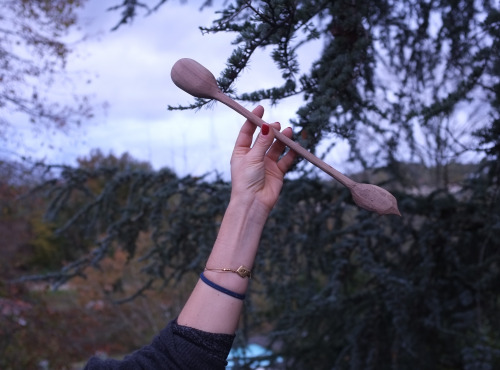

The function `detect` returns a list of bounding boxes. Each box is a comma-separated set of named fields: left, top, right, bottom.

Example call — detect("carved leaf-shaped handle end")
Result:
left=350, top=183, right=401, bottom=216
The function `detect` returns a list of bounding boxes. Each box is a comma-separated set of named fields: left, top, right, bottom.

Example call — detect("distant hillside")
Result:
left=349, top=161, right=481, bottom=195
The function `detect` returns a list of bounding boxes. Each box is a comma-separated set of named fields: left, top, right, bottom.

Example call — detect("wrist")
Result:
left=206, top=197, right=269, bottom=274
left=228, top=193, right=273, bottom=221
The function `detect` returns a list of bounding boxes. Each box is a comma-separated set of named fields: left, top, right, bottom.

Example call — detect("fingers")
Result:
left=277, top=142, right=296, bottom=174
left=233, top=106, right=295, bottom=174
left=234, top=105, right=263, bottom=149
left=266, top=125, right=288, bottom=161
left=270, top=127, right=296, bottom=174
left=248, top=122, right=277, bottom=159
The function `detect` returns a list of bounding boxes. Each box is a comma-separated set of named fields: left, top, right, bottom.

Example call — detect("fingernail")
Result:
left=262, top=123, right=269, bottom=136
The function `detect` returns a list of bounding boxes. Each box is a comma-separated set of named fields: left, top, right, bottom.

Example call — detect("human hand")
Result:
left=230, top=105, right=296, bottom=212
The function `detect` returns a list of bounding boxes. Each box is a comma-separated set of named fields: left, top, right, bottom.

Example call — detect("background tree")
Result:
left=0, top=0, right=93, bottom=145
left=184, top=1, right=496, bottom=184
left=10, top=0, right=500, bottom=369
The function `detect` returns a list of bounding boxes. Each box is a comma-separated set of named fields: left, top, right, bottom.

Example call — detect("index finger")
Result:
left=233, top=105, right=264, bottom=149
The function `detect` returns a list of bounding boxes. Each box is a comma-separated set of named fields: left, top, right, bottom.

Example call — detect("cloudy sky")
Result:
left=5, top=0, right=353, bottom=180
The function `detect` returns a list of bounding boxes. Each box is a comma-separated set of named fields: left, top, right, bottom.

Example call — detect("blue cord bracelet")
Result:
left=199, top=272, right=246, bottom=300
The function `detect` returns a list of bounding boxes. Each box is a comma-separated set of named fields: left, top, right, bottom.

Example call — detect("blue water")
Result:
left=227, top=343, right=283, bottom=369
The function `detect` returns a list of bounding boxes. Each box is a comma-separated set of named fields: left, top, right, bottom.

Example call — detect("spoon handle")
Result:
left=215, top=91, right=356, bottom=188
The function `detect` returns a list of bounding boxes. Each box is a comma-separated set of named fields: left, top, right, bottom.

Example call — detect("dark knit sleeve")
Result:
left=83, top=319, right=235, bottom=370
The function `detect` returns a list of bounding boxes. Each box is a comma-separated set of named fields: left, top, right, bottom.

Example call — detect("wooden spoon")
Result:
left=171, top=58, right=401, bottom=216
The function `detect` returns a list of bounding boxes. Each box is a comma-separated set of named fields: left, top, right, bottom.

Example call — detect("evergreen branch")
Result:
left=112, top=278, right=155, bottom=304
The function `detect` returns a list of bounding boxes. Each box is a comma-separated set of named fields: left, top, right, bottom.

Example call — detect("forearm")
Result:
left=177, top=197, right=269, bottom=334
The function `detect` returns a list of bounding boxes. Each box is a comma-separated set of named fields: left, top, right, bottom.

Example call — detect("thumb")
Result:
left=249, top=123, right=274, bottom=158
